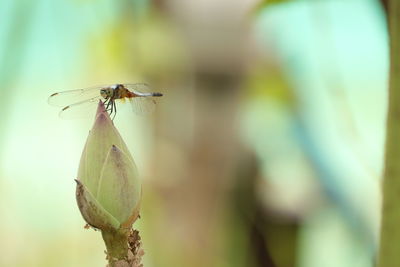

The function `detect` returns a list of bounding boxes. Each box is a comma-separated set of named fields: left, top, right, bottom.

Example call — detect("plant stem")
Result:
left=101, top=228, right=144, bottom=267
left=102, top=229, right=129, bottom=266
left=378, top=1, right=400, bottom=267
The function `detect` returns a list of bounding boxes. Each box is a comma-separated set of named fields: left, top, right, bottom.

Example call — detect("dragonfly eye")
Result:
left=100, top=89, right=108, bottom=98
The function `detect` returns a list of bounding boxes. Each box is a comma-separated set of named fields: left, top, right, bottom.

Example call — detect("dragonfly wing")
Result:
left=48, top=86, right=106, bottom=107
left=123, top=83, right=152, bottom=94
left=58, top=97, right=101, bottom=119
left=129, top=96, right=156, bottom=115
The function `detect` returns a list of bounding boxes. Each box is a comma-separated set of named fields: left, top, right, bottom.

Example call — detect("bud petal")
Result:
left=96, top=145, right=141, bottom=226
left=75, top=179, right=120, bottom=230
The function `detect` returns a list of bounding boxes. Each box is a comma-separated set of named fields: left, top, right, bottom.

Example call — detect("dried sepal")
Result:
left=75, top=179, right=120, bottom=230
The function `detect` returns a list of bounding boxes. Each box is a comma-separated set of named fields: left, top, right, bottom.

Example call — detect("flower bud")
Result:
left=76, top=101, right=141, bottom=231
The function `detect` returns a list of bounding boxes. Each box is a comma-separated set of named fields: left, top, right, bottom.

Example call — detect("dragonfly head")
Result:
left=100, top=88, right=113, bottom=99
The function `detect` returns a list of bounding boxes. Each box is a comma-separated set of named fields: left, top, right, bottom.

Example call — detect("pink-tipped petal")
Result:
left=95, top=100, right=108, bottom=119
left=78, top=103, right=135, bottom=195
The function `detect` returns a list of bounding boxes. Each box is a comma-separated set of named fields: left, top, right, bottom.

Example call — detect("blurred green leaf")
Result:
left=253, top=0, right=294, bottom=14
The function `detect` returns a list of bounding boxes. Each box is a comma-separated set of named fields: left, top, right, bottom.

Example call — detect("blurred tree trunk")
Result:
left=146, top=1, right=300, bottom=266
left=378, top=0, right=400, bottom=266
left=230, top=150, right=299, bottom=267
left=148, top=0, right=257, bottom=266
left=380, top=0, right=388, bottom=15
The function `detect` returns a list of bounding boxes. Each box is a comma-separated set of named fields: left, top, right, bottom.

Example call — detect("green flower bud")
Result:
left=76, top=101, right=141, bottom=231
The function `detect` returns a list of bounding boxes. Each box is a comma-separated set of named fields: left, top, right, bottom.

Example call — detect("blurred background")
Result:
left=0, top=0, right=388, bottom=266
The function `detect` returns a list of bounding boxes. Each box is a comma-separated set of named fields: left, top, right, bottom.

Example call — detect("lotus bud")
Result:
left=76, top=101, right=141, bottom=231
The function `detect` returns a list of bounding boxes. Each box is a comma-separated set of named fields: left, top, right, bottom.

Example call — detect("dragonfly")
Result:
left=48, top=83, right=163, bottom=119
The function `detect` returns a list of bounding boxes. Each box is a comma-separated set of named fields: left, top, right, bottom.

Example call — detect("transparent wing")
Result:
left=48, top=85, right=107, bottom=107
left=123, top=83, right=152, bottom=94
left=124, top=83, right=161, bottom=115
left=129, top=96, right=157, bottom=115
left=58, top=97, right=101, bottom=119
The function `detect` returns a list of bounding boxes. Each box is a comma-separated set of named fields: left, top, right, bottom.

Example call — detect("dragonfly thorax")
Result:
left=102, top=84, right=131, bottom=100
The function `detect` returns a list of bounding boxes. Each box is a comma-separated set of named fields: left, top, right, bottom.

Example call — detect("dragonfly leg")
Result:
left=107, top=100, right=117, bottom=120
left=108, top=100, right=113, bottom=116
left=105, top=98, right=112, bottom=111
left=112, top=100, right=117, bottom=120
left=103, top=98, right=117, bottom=120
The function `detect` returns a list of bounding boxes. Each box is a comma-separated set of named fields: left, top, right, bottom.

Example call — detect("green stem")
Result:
left=378, top=1, right=400, bottom=267
left=102, top=229, right=129, bottom=266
